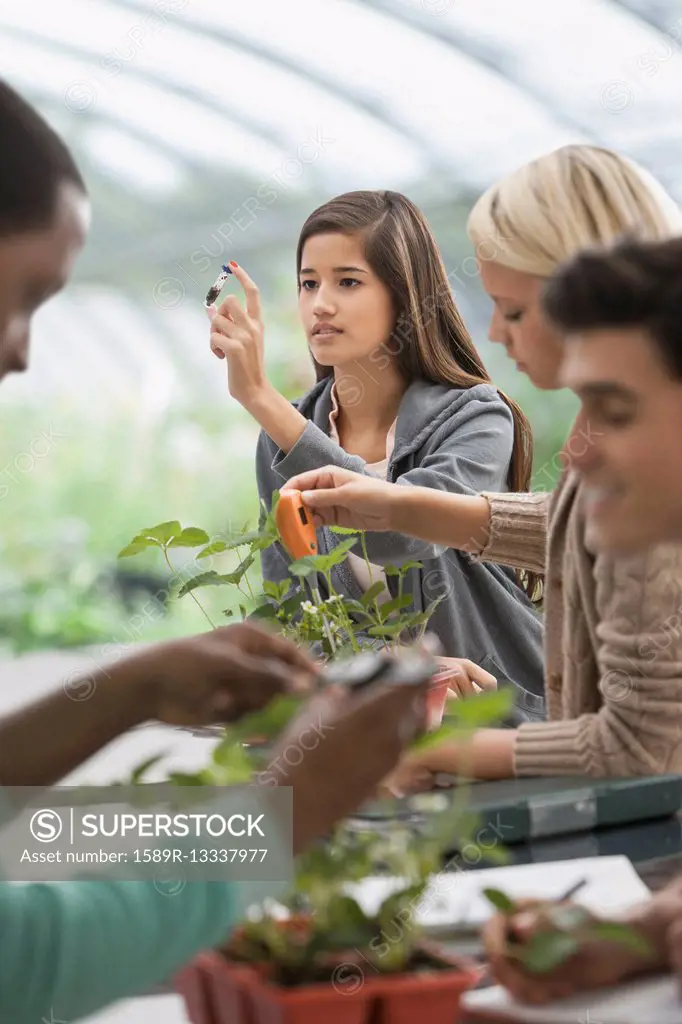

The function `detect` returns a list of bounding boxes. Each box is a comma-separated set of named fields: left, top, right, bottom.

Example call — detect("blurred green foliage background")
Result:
left=0, top=352, right=576, bottom=658
left=0, top=192, right=577, bottom=657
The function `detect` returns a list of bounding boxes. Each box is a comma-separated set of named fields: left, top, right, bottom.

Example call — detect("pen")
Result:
left=558, top=877, right=588, bottom=902
left=506, top=877, right=588, bottom=944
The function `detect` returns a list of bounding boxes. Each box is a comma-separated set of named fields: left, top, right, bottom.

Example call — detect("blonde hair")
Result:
left=467, top=144, right=682, bottom=277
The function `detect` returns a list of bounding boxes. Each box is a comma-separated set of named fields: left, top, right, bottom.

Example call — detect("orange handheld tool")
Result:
left=275, top=490, right=318, bottom=560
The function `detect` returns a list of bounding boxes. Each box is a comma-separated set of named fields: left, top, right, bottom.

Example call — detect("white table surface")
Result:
left=0, top=646, right=225, bottom=1024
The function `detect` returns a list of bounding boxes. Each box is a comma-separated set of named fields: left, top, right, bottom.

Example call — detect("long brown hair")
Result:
left=296, top=190, right=540, bottom=600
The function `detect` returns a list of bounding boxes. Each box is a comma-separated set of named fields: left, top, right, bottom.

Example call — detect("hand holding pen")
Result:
left=504, top=877, right=588, bottom=944
left=482, top=876, right=668, bottom=1005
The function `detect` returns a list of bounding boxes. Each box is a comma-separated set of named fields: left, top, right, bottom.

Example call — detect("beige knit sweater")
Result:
left=480, top=470, right=682, bottom=778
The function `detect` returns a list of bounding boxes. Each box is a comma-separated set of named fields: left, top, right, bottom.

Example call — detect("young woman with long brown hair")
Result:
left=209, top=190, right=545, bottom=721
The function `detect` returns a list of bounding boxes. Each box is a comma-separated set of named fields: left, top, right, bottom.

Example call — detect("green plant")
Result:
left=120, top=496, right=647, bottom=986
left=117, top=493, right=442, bottom=659
left=225, top=819, right=456, bottom=984
left=217, top=691, right=516, bottom=986
left=118, top=489, right=488, bottom=797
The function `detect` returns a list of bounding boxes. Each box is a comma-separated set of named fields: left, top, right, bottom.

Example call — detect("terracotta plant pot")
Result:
left=245, top=966, right=372, bottom=1024
left=365, top=944, right=482, bottom=1024
left=174, top=956, right=219, bottom=1024
left=176, top=942, right=481, bottom=1024
left=204, top=955, right=258, bottom=1024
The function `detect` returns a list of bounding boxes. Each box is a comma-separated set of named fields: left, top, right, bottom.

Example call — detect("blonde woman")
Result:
left=285, top=145, right=682, bottom=788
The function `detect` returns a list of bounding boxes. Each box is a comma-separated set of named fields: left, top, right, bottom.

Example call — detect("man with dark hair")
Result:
left=543, top=235, right=682, bottom=553
left=0, top=78, right=427, bottom=1023
left=482, top=235, right=682, bottom=1005
left=0, top=80, right=89, bottom=378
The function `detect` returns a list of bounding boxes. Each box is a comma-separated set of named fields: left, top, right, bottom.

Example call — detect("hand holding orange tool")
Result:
left=275, top=490, right=318, bottom=560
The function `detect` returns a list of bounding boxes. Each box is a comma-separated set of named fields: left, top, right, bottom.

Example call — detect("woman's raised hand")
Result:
left=208, top=262, right=269, bottom=409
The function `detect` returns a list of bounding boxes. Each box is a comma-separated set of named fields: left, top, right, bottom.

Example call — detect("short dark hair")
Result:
left=0, top=78, right=86, bottom=236
left=543, top=235, right=682, bottom=379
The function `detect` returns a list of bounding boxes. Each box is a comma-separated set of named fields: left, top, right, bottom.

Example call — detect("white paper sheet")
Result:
left=346, top=855, right=651, bottom=929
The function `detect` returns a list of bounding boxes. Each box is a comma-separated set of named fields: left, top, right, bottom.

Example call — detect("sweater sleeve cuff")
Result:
left=271, top=420, right=356, bottom=482
left=513, top=717, right=604, bottom=777
left=475, top=492, right=548, bottom=574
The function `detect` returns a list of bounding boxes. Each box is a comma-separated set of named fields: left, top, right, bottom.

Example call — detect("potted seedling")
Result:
left=185, top=823, right=483, bottom=1024
left=172, top=689, right=517, bottom=1024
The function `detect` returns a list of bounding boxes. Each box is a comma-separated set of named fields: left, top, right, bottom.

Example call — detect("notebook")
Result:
left=345, top=855, right=650, bottom=933
left=460, top=974, right=682, bottom=1023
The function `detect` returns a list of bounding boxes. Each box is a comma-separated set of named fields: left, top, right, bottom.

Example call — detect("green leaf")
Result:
left=379, top=882, right=429, bottom=927
left=288, top=557, right=318, bottom=578
left=288, top=541, right=357, bottom=577
left=235, top=530, right=277, bottom=552
left=230, top=529, right=269, bottom=547
left=385, top=561, right=424, bottom=576
left=210, top=741, right=255, bottom=782
left=278, top=593, right=306, bottom=619
left=325, top=894, right=371, bottom=933
left=589, top=921, right=654, bottom=956
left=367, top=623, right=405, bottom=638
left=360, top=582, right=386, bottom=608
left=130, top=753, right=166, bottom=783
left=168, top=527, right=210, bottom=548
left=477, top=843, right=509, bottom=866
left=329, top=526, right=361, bottom=536
left=483, top=888, right=517, bottom=914
left=443, top=688, right=515, bottom=728
left=397, top=610, right=432, bottom=630
left=117, top=538, right=155, bottom=558
left=395, top=598, right=444, bottom=632
left=263, top=580, right=280, bottom=599
left=254, top=533, right=278, bottom=552
left=342, top=599, right=372, bottom=617
left=408, top=720, right=464, bottom=752
left=168, top=770, right=214, bottom=786
left=380, top=595, right=414, bottom=618
left=250, top=602, right=278, bottom=621
left=196, top=539, right=229, bottom=559
left=197, top=531, right=272, bottom=559
left=230, top=695, right=304, bottom=743
left=176, top=571, right=222, bottom=598
left=220, top=553, right=256, bottom=585
left=326, top=537, right=359, bottom=562
left=521, top=932, right=579, bottom=974
left=140, top=521, right=182, bottom=544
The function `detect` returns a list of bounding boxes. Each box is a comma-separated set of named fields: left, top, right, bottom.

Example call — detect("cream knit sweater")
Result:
left=480, top=470, right=682, bottom=777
